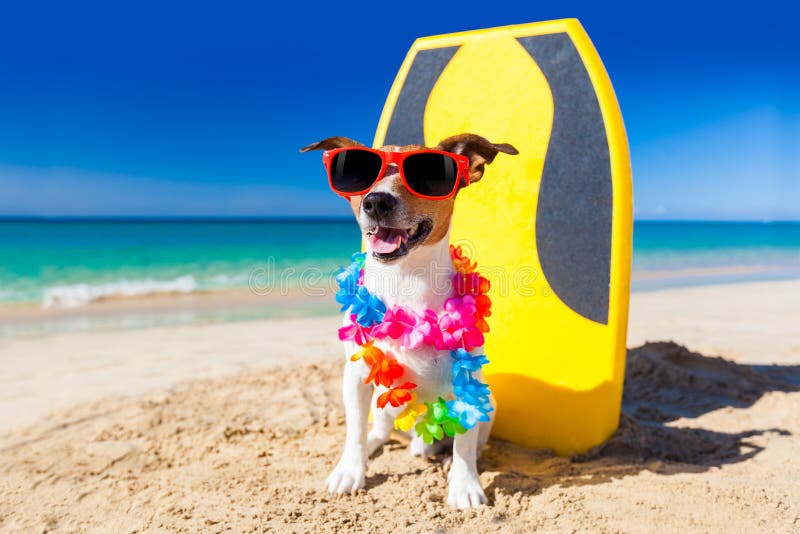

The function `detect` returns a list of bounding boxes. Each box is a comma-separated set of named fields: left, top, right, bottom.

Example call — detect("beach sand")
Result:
left=1, top=280, right=799, bottom=532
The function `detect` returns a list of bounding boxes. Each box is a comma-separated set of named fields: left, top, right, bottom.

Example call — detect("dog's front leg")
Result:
left=447, top=427, right=487, bottom=508
left=326, top=358, right=372, bottom=494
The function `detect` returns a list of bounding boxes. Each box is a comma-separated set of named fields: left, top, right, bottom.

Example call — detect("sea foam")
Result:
left=42, top=275, right=198, bottom=308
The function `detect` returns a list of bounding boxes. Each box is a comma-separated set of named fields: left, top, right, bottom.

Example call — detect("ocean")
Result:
left=1, top=219, right=799, bottom=307
left=0, top=219, right=359, bottom=307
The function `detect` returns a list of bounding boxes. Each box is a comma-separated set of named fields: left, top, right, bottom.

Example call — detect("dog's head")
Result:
left=301, top=133, right=517, bottom=262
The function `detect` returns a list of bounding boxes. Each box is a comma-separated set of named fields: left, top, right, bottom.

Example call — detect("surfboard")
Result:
left=374, top=19, right=632, bottom=455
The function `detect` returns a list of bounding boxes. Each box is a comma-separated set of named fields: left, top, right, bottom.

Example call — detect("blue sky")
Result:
left=0, top=1, right=797, bottom=220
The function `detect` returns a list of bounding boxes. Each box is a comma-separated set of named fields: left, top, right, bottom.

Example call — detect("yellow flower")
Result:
left=394, top=393, right=428, bottom=432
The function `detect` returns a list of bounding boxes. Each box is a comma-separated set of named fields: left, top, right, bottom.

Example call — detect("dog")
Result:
left=301, top=133, right=517, bottom=508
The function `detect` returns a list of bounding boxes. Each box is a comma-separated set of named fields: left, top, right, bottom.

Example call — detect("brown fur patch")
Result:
left=435, top=133, right=518, bottom=183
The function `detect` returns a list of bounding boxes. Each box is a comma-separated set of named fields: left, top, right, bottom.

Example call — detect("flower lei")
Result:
left=335, top=245, right=494, bottom=443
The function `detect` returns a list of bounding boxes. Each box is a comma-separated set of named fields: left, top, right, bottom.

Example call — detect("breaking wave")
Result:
left=42, top=275, right=199, bottom=308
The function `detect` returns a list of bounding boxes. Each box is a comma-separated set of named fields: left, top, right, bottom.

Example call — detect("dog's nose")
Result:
left=362, top=192, right=398, bottom=219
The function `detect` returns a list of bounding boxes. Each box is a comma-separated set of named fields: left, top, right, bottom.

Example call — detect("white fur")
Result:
left=326, top=228, right=494, bottom=509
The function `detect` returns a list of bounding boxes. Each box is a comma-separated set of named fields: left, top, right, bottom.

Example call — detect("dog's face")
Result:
left=301, top=133, right=517, bottom=262
left=346, top=143, right=451, bottom=262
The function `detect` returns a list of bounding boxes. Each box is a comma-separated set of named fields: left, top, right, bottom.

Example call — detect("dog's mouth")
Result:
left=366, top=220, right=433, bottom=261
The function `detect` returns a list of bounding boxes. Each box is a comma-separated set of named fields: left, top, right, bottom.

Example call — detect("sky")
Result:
left=0, top=0, right=798, bottom=220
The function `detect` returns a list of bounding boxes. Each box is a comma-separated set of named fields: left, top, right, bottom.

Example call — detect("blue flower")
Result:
left=336, top=262, right=360, bottom=287
left=450, top=349, right=489, bottom=376
left=335, top=285, right=359, bottom=312
left=335, top=267, right=358, bottom=291
left=350, top=252, right=367, bottom=268
left=470, top=395, right=494, bottom=416
left=446, top=399, right=490, bottom=430
left=336, top=253, right=366, bottom=287
left=350, top=286, right=386, bottom=326
left=335, top=254, right=368, bottom=311
left=453, top=374, right=491, bottom=406
left=335, top=253, right=386, bottom=326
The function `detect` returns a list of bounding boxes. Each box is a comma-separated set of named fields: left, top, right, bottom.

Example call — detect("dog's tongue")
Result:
left=369, top=227, right=408, bottom=254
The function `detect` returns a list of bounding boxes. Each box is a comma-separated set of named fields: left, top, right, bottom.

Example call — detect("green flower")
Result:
left=414, top=398, right=467, bottom=443
left=430, top=397, right=449, bottom=423
left=415, top=418, right=444, bottom=444
left=441, top=416, right=466, bottom=437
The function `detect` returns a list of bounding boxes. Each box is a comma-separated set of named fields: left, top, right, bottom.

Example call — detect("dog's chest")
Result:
left=374, top=338, right=453, bottom=399
left=362, top=253, right=454, bottom=312
left=356, top=253, right=459, bottom=399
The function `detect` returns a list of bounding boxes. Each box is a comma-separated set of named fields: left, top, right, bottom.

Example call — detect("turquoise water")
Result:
left=632, top=221, right=800, bottom=289
left=0, top=219, right=360, bottom=306
left=0, top=219, right=799, bottom=306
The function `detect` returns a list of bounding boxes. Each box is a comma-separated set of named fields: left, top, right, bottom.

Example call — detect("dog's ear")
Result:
left=435, top=133, right=518, bottom=183
left=299, top=136, right=364, bottom=153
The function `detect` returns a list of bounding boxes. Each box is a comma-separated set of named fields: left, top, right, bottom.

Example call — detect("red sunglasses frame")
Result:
left=321, top=147, right=470, bottom=200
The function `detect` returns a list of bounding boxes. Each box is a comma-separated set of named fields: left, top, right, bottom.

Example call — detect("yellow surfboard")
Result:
left=374, top=19, right=632, bottom=455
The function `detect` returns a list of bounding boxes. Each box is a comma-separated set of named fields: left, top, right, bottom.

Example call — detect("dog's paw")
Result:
left=447, top=468, right=487, bottom=509
left=326, top=457, right=365, bottom=494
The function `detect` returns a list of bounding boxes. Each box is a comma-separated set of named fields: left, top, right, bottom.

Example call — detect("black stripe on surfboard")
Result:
left=382, top=46, right=460, bottom=146
left=518, top=33, right=612, bottom=325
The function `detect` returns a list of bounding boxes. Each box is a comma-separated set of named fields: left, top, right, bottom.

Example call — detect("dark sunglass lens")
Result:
left=402, top=153, right=459, bottom=197
left=329, top=150, right=382, bottom=193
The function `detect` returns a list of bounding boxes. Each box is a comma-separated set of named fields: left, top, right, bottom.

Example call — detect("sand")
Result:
left=1, top=280, right=799, bottom=532
left=0, top=316, right=341, bottom=435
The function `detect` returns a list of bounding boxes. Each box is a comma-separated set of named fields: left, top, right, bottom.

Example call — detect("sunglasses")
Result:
left=321, top=147, right=470, bottom=200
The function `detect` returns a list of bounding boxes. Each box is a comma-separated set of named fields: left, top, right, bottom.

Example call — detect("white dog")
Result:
left=301, top=133, right=517, bottom=508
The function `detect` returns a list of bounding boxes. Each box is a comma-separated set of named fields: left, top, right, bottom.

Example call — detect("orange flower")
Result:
left=477, top=275, right=491, bottom=294
left=476, top=317, right=490, bottom=333
left=450, top=245, right=476, bottom=274
left=475, top=294, right=491, bottom=317
left=350, top=340, right=383, bottom=366
left=376, top=382, right=417, bottom=408
left=364, top=351, right=404, bottom=388
left=453, top=272, right=491, bottom=296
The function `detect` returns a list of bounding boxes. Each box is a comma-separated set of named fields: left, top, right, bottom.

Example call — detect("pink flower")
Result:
left=445, top=296, right=478, bottom=326
left=459, top=326, right=485, bottom=351
left=371, top=306, right=417, bottom=341
left=338, top=314, right=372, bottom=345
left=407, top=310, right=442, bottom=349
left=435, top=296, right=486, bottom=351
left=372, top=307, right=445, bottom=351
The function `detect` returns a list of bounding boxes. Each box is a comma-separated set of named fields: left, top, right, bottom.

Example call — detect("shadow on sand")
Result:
left=481, top=341, right=799, bottom=496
